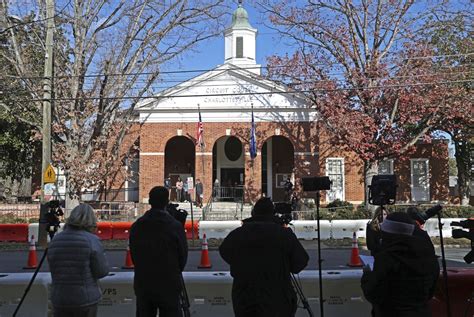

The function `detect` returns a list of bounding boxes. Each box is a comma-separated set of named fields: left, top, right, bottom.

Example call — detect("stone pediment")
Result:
left=138, top=63, right=317, bottom=123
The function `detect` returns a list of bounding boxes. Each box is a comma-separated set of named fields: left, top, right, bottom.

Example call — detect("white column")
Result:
left=267, top=138, right=273, bottom=198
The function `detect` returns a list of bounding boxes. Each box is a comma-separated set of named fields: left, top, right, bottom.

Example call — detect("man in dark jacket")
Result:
left=284, top=177, right=293, bottom=202
left=219, top=197, right=309, bottom=317
left=130, top=186, right=188, bottom=317
left=195, top=178, right=203, bottom=208
left=361, top=212, right=439, bottom=317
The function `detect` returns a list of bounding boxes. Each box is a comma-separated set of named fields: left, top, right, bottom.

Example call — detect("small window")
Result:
left=326, top=158, right=345, bottom=202
left=378, top=159, right=394, bottom=175
left=236, top=37, right=243, bottom=58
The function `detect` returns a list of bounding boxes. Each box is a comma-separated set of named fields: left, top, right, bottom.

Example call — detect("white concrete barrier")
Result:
left=199, top=221, right=242, bottom=239
left=331, top=220, right=369, bottom=239
left=27, top=223, right=65, bottom=242
left=97, top=273, right=136, bottom=316
left=0, top=271, right=372, bottom=317
left=0, top=273, right=49, bottom=317
left=290, top=220, right=331, bottom=240
left=424, top=218, right=460, bottom=238
left=295, top=270, right=371, bottom=316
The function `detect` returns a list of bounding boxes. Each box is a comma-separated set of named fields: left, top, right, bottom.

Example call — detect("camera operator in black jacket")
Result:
left=361, top=212, right=439, bottom=317
left=219, top=197, right=309, bottom=317
left=130, top=186, right=188, bottom=317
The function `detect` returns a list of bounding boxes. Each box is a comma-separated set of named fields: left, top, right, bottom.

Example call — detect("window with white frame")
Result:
left=378, top=159, right=394, bottom=175
left=411, top=159, right=430, bottom=202
left=326, top=158, right=345, bottom=202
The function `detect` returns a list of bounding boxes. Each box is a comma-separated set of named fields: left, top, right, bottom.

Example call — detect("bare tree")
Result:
left=2, top=0, right=227, bottom=200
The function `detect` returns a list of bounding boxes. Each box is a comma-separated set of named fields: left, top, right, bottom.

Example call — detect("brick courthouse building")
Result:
left=127, top=4, right=449, bottom=206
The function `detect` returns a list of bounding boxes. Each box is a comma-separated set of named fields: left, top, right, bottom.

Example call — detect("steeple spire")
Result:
left=223, top=1, right=260, bottom=74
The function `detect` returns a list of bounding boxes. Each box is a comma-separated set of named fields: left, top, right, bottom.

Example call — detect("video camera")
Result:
left=451, top=219, right=474, bottom=264
left=166, top=203, right=188, bottom=227
left=368, top=175, right=397, bottom=206
left=274, top=202, right=293, bottom=226
left=301, top=176, right=331, bottom=192
left=407, top=205, right=443, bottom=225
left=41, top=200, right=64, bottom=240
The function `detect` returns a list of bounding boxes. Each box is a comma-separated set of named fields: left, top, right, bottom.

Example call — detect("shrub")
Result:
left=326, top=199, right=354, bottom=210
left=0, top=213, right=27, bottom=224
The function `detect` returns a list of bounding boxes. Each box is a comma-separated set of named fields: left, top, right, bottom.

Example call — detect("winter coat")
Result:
left=195, top=182, right=203, bottom=195
left=47, top=226, right=109, bottom=308
left=129, top=208, right=188, bottom=300
left=219, top=215, right=309, bottom=317
left=361, top=231, right=439, bottom=317
left=366, top=223, right=383, bottom=256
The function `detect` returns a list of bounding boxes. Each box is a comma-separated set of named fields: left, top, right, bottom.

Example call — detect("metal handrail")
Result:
left=201, top=194, right=214, bottom=221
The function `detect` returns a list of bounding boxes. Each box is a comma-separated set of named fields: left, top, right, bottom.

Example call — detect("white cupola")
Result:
left=224, top=1, right=260, bottom=75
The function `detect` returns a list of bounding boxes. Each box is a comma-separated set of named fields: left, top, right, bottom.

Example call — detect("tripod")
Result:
left=315, top=191, right=324, bottom=317
left=436, top=212, right=451, bottom=317
left=291, top=273, right=314, bottom=317
left=14, top=203, right=62, bottom=316
left=179, top=273, right=191, bottom=317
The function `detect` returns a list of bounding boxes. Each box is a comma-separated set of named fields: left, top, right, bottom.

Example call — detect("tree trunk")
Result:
left=453, top=138, right=471, bottom=205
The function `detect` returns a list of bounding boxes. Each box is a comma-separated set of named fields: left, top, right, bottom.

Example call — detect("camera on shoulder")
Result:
left=274, top=202, right=293, bottom=226
left=166, top=203, right=188, bottom=226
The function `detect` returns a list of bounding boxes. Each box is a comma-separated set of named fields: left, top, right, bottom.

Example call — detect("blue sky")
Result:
left=161, top=2, right=289, bottom=80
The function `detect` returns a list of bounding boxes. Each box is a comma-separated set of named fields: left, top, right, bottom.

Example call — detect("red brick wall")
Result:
left=138, top=121, right=317, bottom=203
left=395, top=141, right=449, bottom=202
left=112, top=122, right=449, bottom=206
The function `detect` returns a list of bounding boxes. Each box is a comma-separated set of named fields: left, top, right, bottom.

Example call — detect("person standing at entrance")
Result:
left=284, top=177, right=293, bottom=202
left=213, top=178, right=220, bottom=201
left=130, top=186, right=188, bottom=317
left=195, top=179, right=203, bottom=208
left=176, top=177, right=183, bottom=202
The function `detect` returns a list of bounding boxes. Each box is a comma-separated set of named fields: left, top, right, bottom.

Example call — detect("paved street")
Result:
left=0, top=247, right=470, bottom=273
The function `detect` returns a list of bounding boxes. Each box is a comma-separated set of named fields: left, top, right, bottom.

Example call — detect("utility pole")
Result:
left=39, top=0, right=55, bottom=247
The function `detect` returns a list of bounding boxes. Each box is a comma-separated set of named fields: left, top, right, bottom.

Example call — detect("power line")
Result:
left=1, top=53, right=472, bottom=81
left=78, top=69, right=474, bottom=87
left=10, top=79, right=473, bottom=103
left=75, top=69, right=473, bottom=92
left=0, top=0, right=71, bottom=35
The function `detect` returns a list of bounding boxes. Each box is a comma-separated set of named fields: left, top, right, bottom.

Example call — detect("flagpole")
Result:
left=250, top=103, right=255, bottom=174
left=197, top=104, right=205, bottom=176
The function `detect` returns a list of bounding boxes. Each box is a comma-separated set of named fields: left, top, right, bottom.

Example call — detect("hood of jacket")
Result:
left=380, top=231, right=437, bottom=274
left=242, top=214, right=280, bottom=224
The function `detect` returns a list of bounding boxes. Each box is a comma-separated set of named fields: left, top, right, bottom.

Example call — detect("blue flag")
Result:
left=250, top=107, right=257, bottom=159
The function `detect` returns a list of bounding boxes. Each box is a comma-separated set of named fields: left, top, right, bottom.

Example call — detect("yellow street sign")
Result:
left=44, top=164, right=57, bottom=183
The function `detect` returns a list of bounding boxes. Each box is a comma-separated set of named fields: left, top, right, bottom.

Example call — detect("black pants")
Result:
left=136, top=295, right=182, bottom=317
left=53, top=304, right=98, bottom=317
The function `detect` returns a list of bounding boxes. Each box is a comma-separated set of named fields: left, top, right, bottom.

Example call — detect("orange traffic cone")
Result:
left=122, top=245, right=134, bottom=269
left=198, top=233, right=212, bottom=269
left=348, top=232, right=363, bottom=267
left=23, top=235, right=38, bottom=269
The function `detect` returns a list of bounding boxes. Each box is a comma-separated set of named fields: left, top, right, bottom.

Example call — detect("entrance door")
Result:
left=220, top=168, right=244, bottom=201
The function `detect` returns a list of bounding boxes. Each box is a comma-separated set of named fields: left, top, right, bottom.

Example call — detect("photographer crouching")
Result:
left=129, top=186, right=188, bottom=317
left=219, top=197, right=309, bottom=317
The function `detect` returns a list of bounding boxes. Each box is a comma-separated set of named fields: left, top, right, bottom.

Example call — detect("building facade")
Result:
left=131, top=4, right=449, bottom=205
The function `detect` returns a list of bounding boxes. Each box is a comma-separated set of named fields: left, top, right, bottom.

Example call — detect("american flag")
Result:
left=250, top=105, right=257, bottom=159
left=196, top=107, right=204, bottom=148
